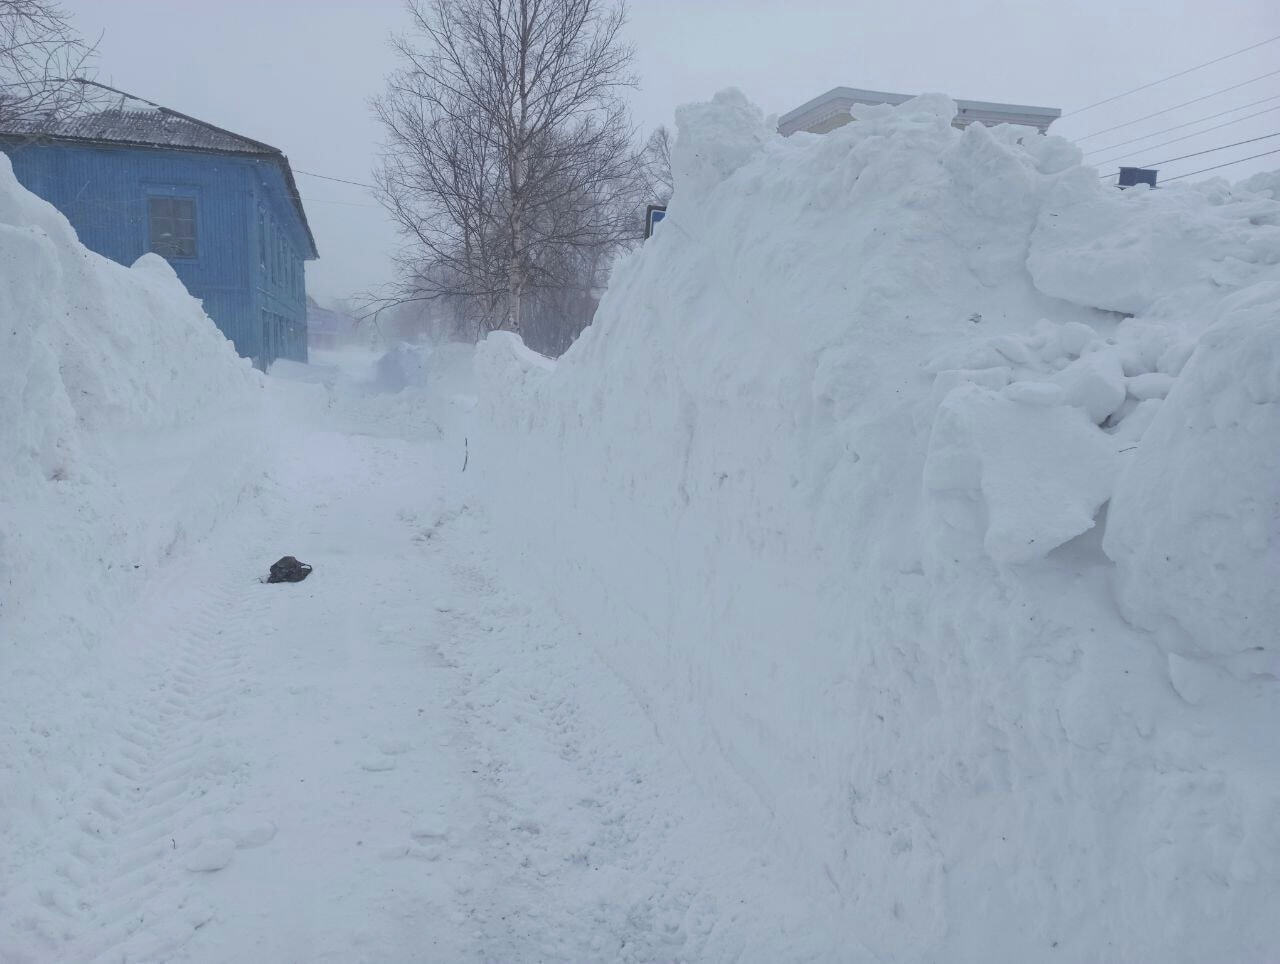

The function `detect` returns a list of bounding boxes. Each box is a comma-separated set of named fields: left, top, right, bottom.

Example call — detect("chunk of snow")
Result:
left=1126, top=371, right=1175, bottom=400
left=1028, top=167, right=1280, bottom=320
left=1052, top=349, right=1127, bottom=423
left=1003, top=381, right=1065, bottom=406
left=672, top=88, right=771, bottom=197
left=925, top=384, right=1118, bottom=564
left=1053, top=320, right=1099, bottom=358
left=929, top=367, right=1011, bottom=408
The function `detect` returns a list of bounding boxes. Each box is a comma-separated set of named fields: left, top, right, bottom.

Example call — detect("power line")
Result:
left=1145, top=130, right=1280, bottom=168
left=290, top=167, right=382, bottom=208
left=1063, top=33, right=1280, bottom=118
left=1074, top=68, right=1280, bottom=141
left=302, top=196, right=383, bottom=209
left=294, top=168, right=376, bottom=190
left=1084, top=92, right=1280, bottom=155
left=1162, top=146, right=1280, bottom=181
left=1090, top=105, right=1280, bottom=166
left=1096, top=131, right=1280, bottom=178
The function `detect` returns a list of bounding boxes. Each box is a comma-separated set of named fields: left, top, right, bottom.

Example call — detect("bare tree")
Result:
left=640, top=124, right=672, bottom=205
left=372, top=0, right=639, bottom=340
left=0, top=1, right=97, bottom=127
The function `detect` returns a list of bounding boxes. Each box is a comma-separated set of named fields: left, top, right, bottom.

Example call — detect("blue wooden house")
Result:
left=0, top=83, right=317, bottom=366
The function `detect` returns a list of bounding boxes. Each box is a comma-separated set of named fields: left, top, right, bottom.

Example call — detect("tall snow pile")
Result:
left=0, top=154, right=264, bottom=891
left=475, top=91, right=1280, bottom=959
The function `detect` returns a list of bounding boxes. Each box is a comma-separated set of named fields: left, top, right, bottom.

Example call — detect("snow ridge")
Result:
left=475, top=90, right=1280, bottom=959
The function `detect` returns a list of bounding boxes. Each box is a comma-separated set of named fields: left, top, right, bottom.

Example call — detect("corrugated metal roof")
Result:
left=0, top=81, right=317, bottom=258
left=4, top=106, right=278, bottom=155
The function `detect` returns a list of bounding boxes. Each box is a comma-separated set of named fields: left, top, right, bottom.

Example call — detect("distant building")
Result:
left=0, top=82, right=318, bottom=367
left=778, top=87, right=1061, bottom=137
left=306, top=296, right=355, bottom=351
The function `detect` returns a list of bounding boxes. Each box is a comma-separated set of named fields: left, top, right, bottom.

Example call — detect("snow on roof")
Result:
left=778, top=86, right=1061, bottom=136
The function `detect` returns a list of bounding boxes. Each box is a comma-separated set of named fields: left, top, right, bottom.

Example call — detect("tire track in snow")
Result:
left=20, top=559, right=275, bottom=963
left=414, top=497, right=838, bottom=962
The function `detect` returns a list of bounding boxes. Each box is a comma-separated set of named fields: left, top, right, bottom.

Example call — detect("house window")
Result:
left=149, top=196, right=197, bottom=258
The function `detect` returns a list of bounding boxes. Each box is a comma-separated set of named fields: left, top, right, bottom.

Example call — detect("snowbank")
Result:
left=0, top=154, right=264, bottom=628
left=474, top=90, right=1280, bottom=959
left=0, top=153, right=266, bottom=915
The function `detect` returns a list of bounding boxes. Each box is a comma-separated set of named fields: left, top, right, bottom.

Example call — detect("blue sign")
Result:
left=645, top=204, right=667, bottom=239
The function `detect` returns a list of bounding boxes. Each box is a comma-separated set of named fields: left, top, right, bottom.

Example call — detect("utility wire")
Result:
left=1096, top=131, right=1280, bottom=177
left=1074, top=68, right=1280, bottom=141
left=1162, top=146, right=1280, bottom=181
left=294, top=168, right=377, bottom=190
left=1090, top=105, right=1280, bottom=166
left=1063, top=33, right=1280, bottom=118
left=290, top=168, right=382, bottom=207
left=1084, top=92, right=1280, bottom=155
left=301, top=196, right=382, bottom=209
left=1143, top=130, right=1280, bottom=168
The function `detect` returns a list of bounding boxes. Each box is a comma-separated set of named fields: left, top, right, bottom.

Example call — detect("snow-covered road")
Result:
left=10, top=363, right=840, bottom=963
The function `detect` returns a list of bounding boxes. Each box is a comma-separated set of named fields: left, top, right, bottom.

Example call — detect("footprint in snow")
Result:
left=410, top=816, right=449, bottom=841
left=359, top=756, right=397, bottom=772
left=379, top=844, right=441, bottom=862
left=184, top=838, right=236, bottom=873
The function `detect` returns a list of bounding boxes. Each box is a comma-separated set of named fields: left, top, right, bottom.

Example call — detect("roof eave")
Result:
left=0, top=129, right=274, bottom=157
left=278, top=155, right=320, bottom=260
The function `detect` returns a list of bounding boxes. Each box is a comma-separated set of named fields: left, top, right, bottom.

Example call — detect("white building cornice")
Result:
left=778, top=86, right=1061, bottom=136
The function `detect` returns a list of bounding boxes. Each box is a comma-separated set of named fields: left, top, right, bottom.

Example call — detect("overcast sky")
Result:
left=62, top=0, right=1279, bottom=306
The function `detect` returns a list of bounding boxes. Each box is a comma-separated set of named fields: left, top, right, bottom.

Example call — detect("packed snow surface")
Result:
left=475, top=90, right=1280, bottom=960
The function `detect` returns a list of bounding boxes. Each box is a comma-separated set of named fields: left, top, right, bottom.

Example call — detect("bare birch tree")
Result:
left=373, top=0, right=638, bottom=339
left=0, top=1, right=97, bottom=127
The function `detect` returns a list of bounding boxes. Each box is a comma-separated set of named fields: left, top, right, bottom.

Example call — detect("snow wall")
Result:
left=0, top=154, right=265, bottom=886
left=475, top=92, right=1280, bottom=960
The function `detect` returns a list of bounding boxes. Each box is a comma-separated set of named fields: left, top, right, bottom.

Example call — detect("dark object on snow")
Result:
left=1118, top=166, right=1158, bottom=189
left=267, top=556, right=312, bottom=583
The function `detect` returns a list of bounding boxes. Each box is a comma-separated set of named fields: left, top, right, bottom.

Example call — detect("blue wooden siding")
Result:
left=249, top=159, right=310, bottom=363
left=1, top=141, right=312, bottom=366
